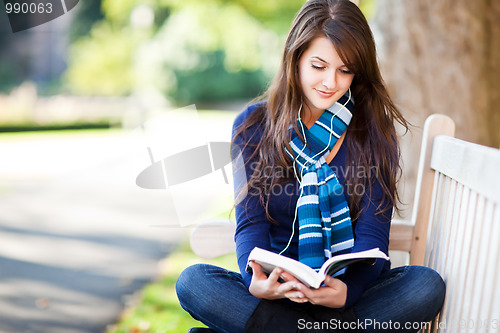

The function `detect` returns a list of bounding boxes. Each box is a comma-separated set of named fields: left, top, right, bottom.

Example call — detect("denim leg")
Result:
left=353, top=265, right=446, bottom=333
left=176, top=264, right=260, bottom=333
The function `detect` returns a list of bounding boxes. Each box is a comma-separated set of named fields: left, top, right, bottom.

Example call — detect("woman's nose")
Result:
left=322, top=72, right=336, bottom=90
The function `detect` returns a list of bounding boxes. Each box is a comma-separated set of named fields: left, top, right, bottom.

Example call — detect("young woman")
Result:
left=176, top=0, right=445, bottom=332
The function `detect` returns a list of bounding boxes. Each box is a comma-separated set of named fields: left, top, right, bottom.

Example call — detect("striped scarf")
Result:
left=287, top=91, right=355, bottom=271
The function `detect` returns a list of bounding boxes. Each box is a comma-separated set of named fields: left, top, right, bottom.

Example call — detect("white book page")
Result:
left=248, top=248, right=322, bottom=288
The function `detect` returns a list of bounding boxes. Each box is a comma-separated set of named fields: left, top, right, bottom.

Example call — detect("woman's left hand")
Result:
left=284, top=275, right=348, bottom=308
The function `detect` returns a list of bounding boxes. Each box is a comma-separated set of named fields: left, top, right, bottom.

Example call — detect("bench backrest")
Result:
left=422, top=132, right=500, bottom=332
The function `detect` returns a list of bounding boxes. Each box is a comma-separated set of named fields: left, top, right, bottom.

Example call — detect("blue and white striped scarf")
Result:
left=287, top=91, right=355, bottom=271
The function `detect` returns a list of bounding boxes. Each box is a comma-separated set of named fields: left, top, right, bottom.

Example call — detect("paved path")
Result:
left=0, top=130, right=190, bottom=333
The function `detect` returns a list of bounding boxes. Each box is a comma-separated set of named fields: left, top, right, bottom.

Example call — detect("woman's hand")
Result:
left=248, top=261, right=300, bottom=300
left=248, top=262, right=347, bottom=308
left=286, top=276, right=348, bottom=308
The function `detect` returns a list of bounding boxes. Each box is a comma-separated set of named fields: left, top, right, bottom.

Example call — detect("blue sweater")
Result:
left=232, top=102, right=392, bottom=309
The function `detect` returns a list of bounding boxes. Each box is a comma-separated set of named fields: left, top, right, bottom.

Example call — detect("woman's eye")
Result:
left=311, top=64, right=325, bottom=70
left=340, top=69, right=353, bottom=75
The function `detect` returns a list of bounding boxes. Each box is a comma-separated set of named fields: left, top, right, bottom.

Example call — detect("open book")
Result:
left=247, top=247, right=390, bottom=289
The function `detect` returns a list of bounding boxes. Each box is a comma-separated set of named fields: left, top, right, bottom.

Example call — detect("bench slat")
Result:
left=446, top=186, right=471, bottom=326
left=189, top=219, right=236, bottom=259
left=488, top=206, right=500, bottom=327
left=388, top=220, right=413, bottom=252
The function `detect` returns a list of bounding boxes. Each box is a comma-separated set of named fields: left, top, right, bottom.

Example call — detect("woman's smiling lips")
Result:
left=315, top=88, right=335, bottom=98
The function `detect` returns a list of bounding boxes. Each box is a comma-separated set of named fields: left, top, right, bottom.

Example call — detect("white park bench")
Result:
left=190, top=114, right=500, bottom=332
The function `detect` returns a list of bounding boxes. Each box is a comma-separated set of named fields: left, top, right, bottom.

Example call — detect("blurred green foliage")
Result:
left=0, top=0, right=374, bottom=100
left=65, top=23, right=138, bottom=96
left=64, top=0, right=304, bottom=103
left=358, top=0, right=375, bottom=21
left=0, top=61, right=21, bottom=93
left=64, top=0, right=374, bottom=104
left=68, top=0, right=105, bottom=42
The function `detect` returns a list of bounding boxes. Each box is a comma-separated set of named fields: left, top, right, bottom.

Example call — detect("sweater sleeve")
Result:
left=231, top=104, right=272, bottom=289
left=339, top=177, right=392, bottom=309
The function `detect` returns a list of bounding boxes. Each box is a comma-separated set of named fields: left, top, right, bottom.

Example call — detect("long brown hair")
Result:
left=232, top=0, right=409, bottom=223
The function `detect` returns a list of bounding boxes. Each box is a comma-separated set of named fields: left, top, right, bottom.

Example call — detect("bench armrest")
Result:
left=190, top=219, right=236, bottom=259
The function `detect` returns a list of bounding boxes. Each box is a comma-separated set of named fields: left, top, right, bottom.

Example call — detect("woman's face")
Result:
left=298, top=36, right=354, bottom=117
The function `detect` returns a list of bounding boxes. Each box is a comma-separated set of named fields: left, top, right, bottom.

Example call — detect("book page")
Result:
left=248, top=248, right=323, bottom=288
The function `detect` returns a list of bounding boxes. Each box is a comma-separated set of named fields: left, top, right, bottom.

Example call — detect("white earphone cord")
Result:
left=279, top=89, right=351, bottom=255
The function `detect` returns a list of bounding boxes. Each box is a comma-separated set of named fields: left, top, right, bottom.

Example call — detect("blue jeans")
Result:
left=176, top=264, right=445, bottom=333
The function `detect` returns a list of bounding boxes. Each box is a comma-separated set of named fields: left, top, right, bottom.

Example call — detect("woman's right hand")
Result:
left=248, top=261, right=304, bottom=300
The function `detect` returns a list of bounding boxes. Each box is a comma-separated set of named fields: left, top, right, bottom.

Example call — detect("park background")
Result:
left=0, top=0, right=499, bottom=332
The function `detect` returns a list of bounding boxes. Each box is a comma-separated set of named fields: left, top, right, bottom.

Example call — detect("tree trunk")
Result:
left=372, top=0, right=500, bottom=218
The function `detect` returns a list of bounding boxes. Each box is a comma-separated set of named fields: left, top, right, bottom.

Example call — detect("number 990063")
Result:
left=6, top=2, right=53, bottom=14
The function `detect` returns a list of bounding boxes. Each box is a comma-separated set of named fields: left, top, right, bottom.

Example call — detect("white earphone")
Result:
left=278, top=88, right=352, bottom=255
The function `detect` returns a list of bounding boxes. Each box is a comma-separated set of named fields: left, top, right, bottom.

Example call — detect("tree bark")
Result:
left=372, top=0, right=500, bottom=218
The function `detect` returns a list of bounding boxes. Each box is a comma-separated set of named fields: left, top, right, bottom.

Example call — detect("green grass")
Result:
left=106, top=242, right=238, bottom=333
left=0, top=122, right=114, bottom=133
